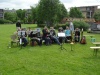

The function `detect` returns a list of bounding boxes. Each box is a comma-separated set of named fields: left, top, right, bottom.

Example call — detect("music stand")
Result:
left=18, top=31, right=25, bottom=49
left=35, top=28, right=41, bottom=32
left=58, top=33, right=67, bottom=51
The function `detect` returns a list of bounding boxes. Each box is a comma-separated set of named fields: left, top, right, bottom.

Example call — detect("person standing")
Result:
left=69, top=21, right=74, bottom=32
left=16, top=20, right=21, bottom=30
left=69, top=21, right=74, bottom=42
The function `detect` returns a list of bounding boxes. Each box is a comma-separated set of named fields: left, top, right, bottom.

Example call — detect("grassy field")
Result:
left=0, top=24, right=100, bottom=75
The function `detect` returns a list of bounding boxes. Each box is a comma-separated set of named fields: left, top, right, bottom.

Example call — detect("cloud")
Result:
left=0, top=0, right=39, bottom=9
left=64, top=0, right=100, bottom=10
left=0, top=0, right=100, bottom=10
left=60, top=0, right=73, bottom=3
left=0, top=0, right=10, bottom=3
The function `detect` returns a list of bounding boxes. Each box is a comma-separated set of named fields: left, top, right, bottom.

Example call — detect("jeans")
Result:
left=42, top=36, right=51, bottom=45
left=22, top=37, right=28, bottom=47
left=74, top=36, right=80, bottom=42
left=51, top=36, right=60, bottom=45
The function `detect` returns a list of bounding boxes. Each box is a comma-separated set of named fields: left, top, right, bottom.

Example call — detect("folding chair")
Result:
left=10, top=34, right=19, bottom=47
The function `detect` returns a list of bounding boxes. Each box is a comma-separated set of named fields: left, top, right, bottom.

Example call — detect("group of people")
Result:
left=15, top=20, right=82, bottom=47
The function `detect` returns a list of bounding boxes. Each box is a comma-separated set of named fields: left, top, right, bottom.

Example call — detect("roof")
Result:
left=76, top=5, right=100, bottom=8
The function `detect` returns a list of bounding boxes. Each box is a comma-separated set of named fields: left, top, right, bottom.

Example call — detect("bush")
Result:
left=37, top=23, right=66, bottom=29
left=73, top=21, right=89, bottom=31
left=0, top=19, right=12, bottom=24
left=3, top=19, right=12, bottom=24
left=37, top=24, right=46, bottom=27
left=65, top=21, right=89, bottom=31
left=55, top=24, right=66, bottom=29
left=0, top=19, right=4, bottom=24
left=37, top=21, right=89, bottom=31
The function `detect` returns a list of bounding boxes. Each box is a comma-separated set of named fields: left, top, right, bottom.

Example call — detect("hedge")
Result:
left=0, top=19, right=12, bottom=24
left=66, top=21, right=89, bottom=31
left=37, top=21, right=89, bottom=31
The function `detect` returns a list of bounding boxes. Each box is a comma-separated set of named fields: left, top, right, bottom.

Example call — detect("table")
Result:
left=90, top=42, right=100, bottom=56
left=90, top=47, right=100, bottom=56
left=92, top=42, right=100, bottom=46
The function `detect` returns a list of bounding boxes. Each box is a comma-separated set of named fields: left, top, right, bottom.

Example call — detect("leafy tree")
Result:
left=4, top=12, right=17, bottom=23
left=93, top=10, right=100, bottom=22
left=69, top=7, right=83, bottom=18
left=27, top=15, right=33, bottom=23
left=73, top=21, right=89, bottom=30
left=57, top=3, right=68, bottom=23
left=16, top=9, right=26, bottom=21
left=37, top=0, right=60, bottom=26
left=31, top=6, right=38, bottom=23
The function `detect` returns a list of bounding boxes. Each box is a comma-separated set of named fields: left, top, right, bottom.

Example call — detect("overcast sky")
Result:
left=0, top=0, right=100, bottom=10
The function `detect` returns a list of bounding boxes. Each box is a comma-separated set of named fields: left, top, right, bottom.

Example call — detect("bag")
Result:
left=80, top=36, right=86, bottom=44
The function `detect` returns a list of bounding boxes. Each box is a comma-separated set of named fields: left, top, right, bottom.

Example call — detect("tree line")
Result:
left=1, top=0, right=100, bottom=25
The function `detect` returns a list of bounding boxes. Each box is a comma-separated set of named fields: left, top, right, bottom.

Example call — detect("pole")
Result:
left=20, top=31, right=22, bottom=49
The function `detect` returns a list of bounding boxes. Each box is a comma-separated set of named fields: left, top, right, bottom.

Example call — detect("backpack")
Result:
left=80, top=36, right=86, bottom=44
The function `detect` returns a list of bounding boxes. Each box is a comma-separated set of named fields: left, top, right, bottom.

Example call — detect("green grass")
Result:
left=0, top=24, right=100, bottom=75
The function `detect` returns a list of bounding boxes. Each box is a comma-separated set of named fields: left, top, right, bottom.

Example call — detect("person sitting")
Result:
left=26, top=27, right=32, bottom=43
left=58, top=27, right=65, bottom=43
left=50, top=27, right=61, bottom=45
left=35, top=28, right=41, bottom=37
left=65, top=26, right=71, bottom=42
left=27, top=27, right=32, bottom=37
left=17, top=28, right=28, bottom=47
left=36, top=28, right=42, bottom=44
left=29, top=30, right=42, bottom=46
left=74, top=28, right=80, bottom=42
left=42, top=26, right=51, bottom=45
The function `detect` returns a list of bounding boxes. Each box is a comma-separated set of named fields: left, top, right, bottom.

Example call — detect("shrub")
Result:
left=65, top=22, right=69, bottom=27
left=65, top=21, right=89, bottom=31
left=0, top=19, right=4, bottom=24
left=37, top=21, right=89, bottom=31
left=37, top=23, right=66, bottom=29
left=3, top=19, right=12, bottom=24
left=55, top=24, right=66, bottom=29
left=73, top=21, right=89, bottom=31
left=0, top=19, right=12, bottom=24
left=37, top=24, right=46, bottom=27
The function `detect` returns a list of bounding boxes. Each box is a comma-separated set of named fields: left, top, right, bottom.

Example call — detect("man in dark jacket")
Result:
left=16, top=20, right=21, bottom=29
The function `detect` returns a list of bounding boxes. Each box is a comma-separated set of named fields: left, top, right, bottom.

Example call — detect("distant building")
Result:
left=0, top=9, right=4, bottom=19
left=77, top=5, right=99, bottom=18
left=25, top=9, right=34, bottom=23
left=96, top=8, right=100, bottom=12
left=4, top=9, right=16, bottom=13
left=25, top=9, right=31, bottom=18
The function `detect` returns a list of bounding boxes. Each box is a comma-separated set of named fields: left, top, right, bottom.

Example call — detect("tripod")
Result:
left=57, top=33, right=67, bottom=51
left=59, top=43, right=67, bottom=51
